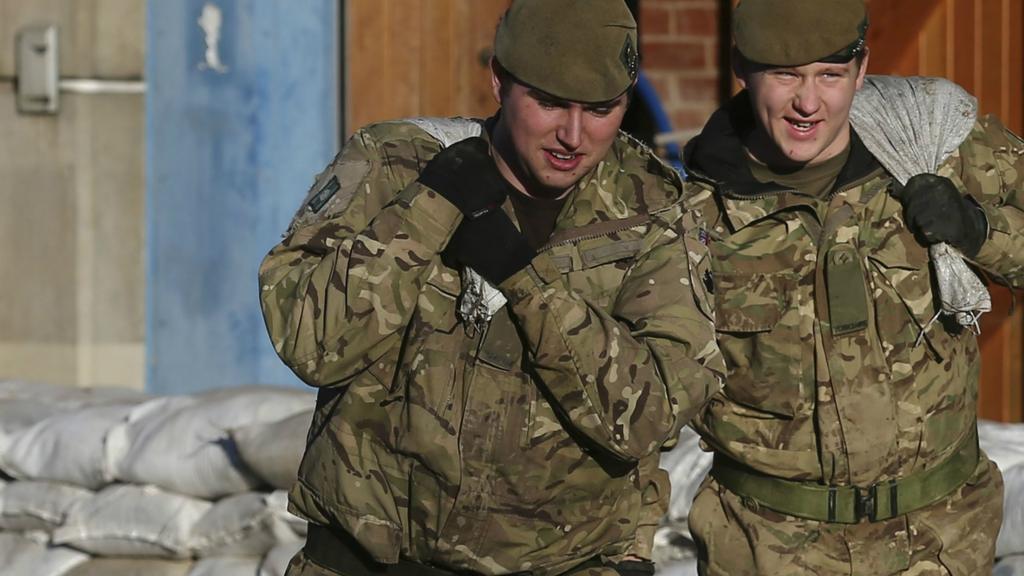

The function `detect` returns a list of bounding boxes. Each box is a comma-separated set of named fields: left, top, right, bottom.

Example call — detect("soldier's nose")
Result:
left=557, top=108, right=583, bottom=150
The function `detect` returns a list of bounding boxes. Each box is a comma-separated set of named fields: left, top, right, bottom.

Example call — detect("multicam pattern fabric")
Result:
left=259, top=118, right=725, bottom=575
left=683, top=87, right=1024, bottom=574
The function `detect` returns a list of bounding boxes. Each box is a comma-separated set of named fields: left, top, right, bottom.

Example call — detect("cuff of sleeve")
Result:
left=971, top=202, right=1008, bottom=265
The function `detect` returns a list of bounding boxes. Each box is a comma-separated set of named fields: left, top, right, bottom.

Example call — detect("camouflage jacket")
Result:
left=684, top=92, right=1024, bottom=488
left=259, top=117, right=725, bottom=574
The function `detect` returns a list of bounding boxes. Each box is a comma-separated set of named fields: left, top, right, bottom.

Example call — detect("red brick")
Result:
left=645, top=73, right=675, bottom=103
left=675, top=76, right=720, bottom=103
left=674, top=7, right=718, bottom=37
left=641, top=39, right=709, bottom=71
left=670, top=108, right=716, bottom=133
left=640, top=4, right=672, bottom=37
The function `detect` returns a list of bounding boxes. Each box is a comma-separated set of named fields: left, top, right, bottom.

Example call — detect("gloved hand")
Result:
left=417, top=137, right=511, bottom=219
left=892, top=173, right=988, bottom=258
left=443, top=208, right=535, bottom=285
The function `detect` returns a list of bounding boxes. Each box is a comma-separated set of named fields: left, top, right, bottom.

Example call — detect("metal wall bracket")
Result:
left=16, top=24, right=59, bottom=114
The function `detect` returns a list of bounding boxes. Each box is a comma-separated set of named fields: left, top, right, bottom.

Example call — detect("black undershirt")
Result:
left=508, top=190, right=568, bottom=250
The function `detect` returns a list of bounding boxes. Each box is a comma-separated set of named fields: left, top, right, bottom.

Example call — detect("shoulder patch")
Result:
left=308, top=175, right=340, bottom=214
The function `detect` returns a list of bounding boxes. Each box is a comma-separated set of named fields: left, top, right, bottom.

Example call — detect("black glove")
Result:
left=417, top=137, right=511, bottom=219
left=891, top=173, right=988, bottom=257
left=443, top=208, right=535, bottom=285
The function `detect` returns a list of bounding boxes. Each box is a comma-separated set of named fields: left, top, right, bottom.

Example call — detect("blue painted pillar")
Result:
left=146, top=0, right=339, bottom=394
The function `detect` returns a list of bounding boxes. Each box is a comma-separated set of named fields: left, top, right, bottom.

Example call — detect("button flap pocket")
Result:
left=580, top=239, right=644, bottom=268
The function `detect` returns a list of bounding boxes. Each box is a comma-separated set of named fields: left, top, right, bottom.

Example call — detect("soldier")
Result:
left=683, top=0, right=1024, bottom=574
left=259, top=1, right=725, bottom=574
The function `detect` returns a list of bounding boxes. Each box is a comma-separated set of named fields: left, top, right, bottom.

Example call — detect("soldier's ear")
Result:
left=489, top=57, right=504, bottom=106
left=731, top=47, right=750, bottom=89
left=854, top=47, right=870, bottom=90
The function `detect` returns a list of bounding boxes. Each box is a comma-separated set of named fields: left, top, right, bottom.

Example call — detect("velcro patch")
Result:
left=308, top=176, right=340, bottom=214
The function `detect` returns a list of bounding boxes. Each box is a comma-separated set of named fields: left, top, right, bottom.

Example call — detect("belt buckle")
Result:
left=855, top=484, right=878, bottom=522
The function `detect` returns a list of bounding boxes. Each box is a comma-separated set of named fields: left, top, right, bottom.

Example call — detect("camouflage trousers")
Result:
left=689, top=456, right=1003, bottom=576
left=286, top=550, right=635, bottom=576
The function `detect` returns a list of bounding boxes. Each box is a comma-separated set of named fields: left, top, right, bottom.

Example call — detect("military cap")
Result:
left=494, top=0, right=639, bottom=104
left=733, top=0, right=868, bottom=66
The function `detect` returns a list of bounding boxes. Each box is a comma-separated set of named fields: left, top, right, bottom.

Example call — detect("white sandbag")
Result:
left=54, top=483, right=212, bottom=558
left=980, top=420, right=1024, bottom=471
left=189, top=556, right=262, bottom=576
left=0, top=382, right=146, bottom=457
left=269, top=489, right=307, bottom=536
left=231, top=410, right=312, bottom=490
left=259, top=539, right=304, bottom=576
left=995, top=555, right=1024, bottom=576
left=661, top=426, right=713, bottom=528
left=190, top=491, right=302, bottom=558
left=2, top=403, right=137, bottom=489
left=65, top=558, right=194, bottom=576
left=653, top=524, right=699, bottom=568
left=0, top=531, right=89, bottom=576
left=997, top=464, right=1024, bottom=557
left=113, top=387, right=313, bottom=498
left=0, top=480, right=92, bottom=532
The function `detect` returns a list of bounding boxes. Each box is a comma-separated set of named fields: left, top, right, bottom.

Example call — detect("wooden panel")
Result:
left=867, top=0, right=1024, bottom=421
left=347, top=0, right=511, bottom=134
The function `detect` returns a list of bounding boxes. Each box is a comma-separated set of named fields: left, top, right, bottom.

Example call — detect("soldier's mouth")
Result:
left=786, top=118, right=821, bottom=133
left=545, top=150, right=583, bottom=170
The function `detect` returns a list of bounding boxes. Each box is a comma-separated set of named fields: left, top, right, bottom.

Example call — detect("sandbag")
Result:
left=661, top=426, right=713, bottom=530
left=0, top=531, right=89, bottom=576
left=259, top=540, right=304, bottom=576
left=189, top=556, right=262, bottom=576
left=190, top=491, right=303, bottom=558
left=54, top=484, right=212, bottom=558
left=0, top=382, right=146, bottom=458
left=0, top=480, right=92, bottom=532
left=997, top=555, right=1024, bottom=576
left=998, top=464, right=1024, bottom=557
left=980, top=420, right=1024, bottom=471
left=231, top=409, right=312, bottom=490
left=1, top=403, right=137, bottom=489
left=653, top=524, right=699, bottom=568
left=113, top=387, right=314, bottom=498
left=269, top=489, right=307, bottom=536
left=65, top=558, right=194, bottom=576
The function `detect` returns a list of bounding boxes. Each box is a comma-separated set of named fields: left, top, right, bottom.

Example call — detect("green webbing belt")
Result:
left=711, top=429, right=979, bottom=524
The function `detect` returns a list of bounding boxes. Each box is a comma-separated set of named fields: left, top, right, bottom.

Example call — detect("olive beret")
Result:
left=494, top=0, right=638, bottom=103
left=734, top=0, right=868, bottom=66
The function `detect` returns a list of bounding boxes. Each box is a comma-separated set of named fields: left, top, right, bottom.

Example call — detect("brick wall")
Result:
left=639, top=0, right=725, bottom=148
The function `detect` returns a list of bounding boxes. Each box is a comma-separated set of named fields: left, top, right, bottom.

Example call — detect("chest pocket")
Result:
left=554, top=237, right=645, bottom=311
left=713, top=271, right=810, bottom=418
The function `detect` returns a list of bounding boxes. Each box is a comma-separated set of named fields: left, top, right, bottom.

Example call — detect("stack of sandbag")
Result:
left=0, top=381, right=314, bottom=576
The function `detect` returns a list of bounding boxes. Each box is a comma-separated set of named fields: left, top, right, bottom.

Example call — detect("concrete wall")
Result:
left=0, top=1, right=146, bottom=389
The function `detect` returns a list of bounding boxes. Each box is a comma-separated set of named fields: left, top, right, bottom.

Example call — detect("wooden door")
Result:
left=866, top=0, right=1024, bottom=422
left=345, top=0, right=512, bottom=133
